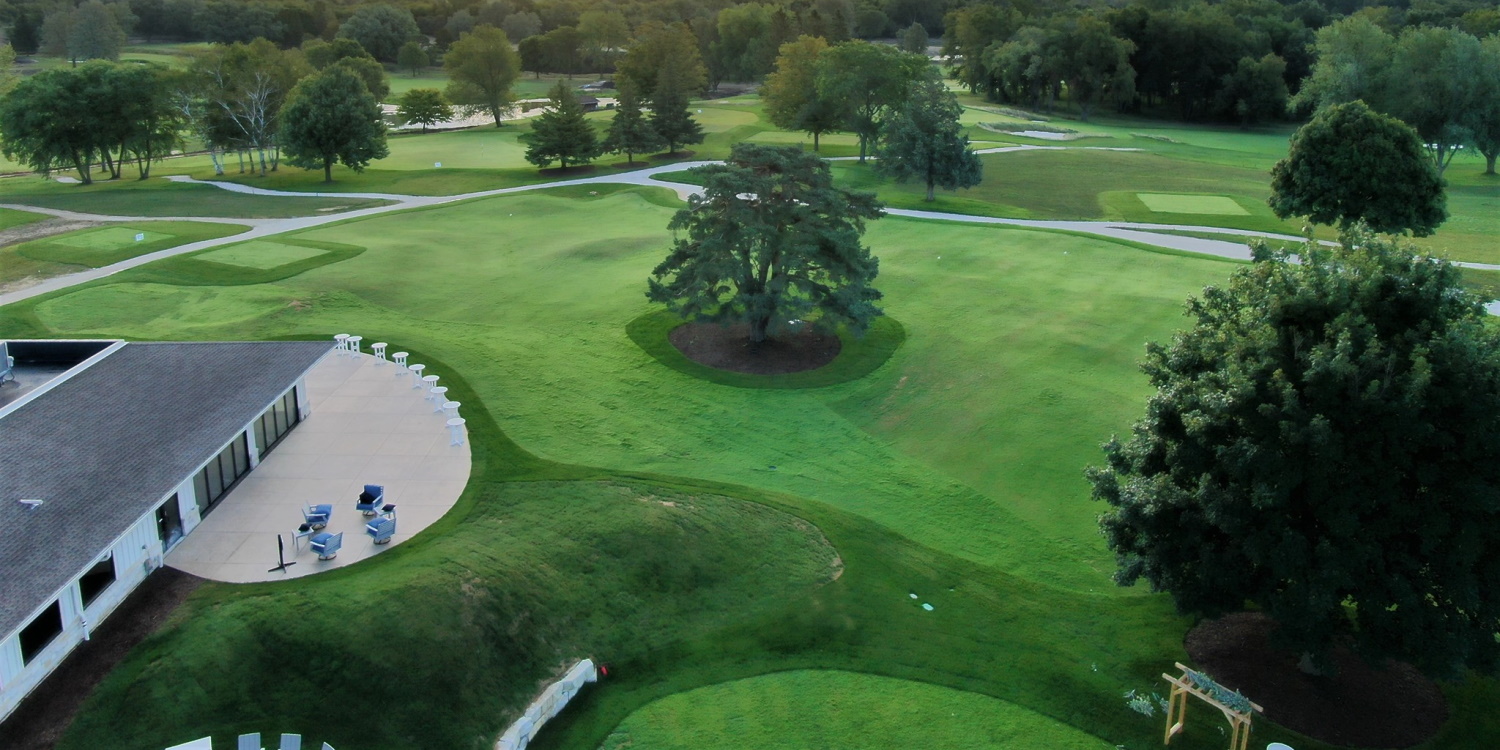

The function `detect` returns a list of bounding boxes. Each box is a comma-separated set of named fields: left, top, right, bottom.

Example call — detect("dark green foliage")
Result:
left=10, top=12, right=40, bottom=55
left=762, top=35, right=841, bottom=151
left=396, top=40, right=428, bottom=76
left=815, top=41, right=930, bottom=161
left=601, top=82, right=664, bottom=164
left=648, top=62, right=705, bottom=155
left=648, top=143, right=884, bottom=344
left=336, top=3, right=419, bottom=62
left=396, top=88, right=450, bottom=133
left=876, top=79, right=982, bottom=202
left=899, top=22, right=927, bottom=54
left=520, top=81, right=602, bottom=169
left=303, top=37, right=371, bottom=70
left=278, top=66, right=389, bottom=182
left=1217, top=53, right=1289, bottom=126
left=331, top=55, right=389, bottom=101
left=1090, top=229, right=1500, bottom=676
left=1270, top=101, right=1447, bottom=236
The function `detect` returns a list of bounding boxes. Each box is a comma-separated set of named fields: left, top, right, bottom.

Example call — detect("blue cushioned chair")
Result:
left=366, top=515, right=396, bottom=545
left=302, top=503, right=333, bottom=529
left=354, top=484, right=385, bottom=516
left=279, top=733, right=301, bottom=750
left=238, top=733, right=262, bottom=750
left=309, top=532, right=343, bottom=560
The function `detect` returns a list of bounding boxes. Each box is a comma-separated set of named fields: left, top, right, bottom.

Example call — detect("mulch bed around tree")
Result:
left=0, top=568, right=204, bottom=750
left=669, top=322, right=841, bottom=375
left=1185, top=612, right=1447, bottom=748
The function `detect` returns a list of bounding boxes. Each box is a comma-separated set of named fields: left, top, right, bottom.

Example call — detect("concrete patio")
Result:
left=166, top=351, right=470, bottom=582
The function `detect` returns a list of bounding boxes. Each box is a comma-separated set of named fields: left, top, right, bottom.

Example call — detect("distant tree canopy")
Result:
left=1090, top=229, right=1500, bottom=678
left=336, top=4, right=418, bottom=62
left=876, top=78, right=982, bottom=201
left=444, top=26, right=522, bottom=127
left=1270, top=100, right=1448, bottom=236
left=279, top=64, right=388, bottom=181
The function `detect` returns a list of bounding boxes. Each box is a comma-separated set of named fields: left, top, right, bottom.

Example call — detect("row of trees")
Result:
left=0, top=37, right=389, bottom=183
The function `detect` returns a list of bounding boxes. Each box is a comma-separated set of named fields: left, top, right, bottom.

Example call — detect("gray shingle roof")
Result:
left=0, top=341, right=332, bottom=637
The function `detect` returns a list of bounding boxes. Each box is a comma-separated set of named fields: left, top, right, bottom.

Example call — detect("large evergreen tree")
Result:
left=876, top=79, right=982, bottom=202
left=601, top=82, right=664, bottom=164
left=648, top=62, right=704, bottom=155
left=1270, top=101, right=1447, bottom=236
left=1089, top=230, right=1500, bottom=676
left=520, top=81, right=602, bottom=169
left=279, top=66, right=389, bottom=182
left=648, top=143, right=885, bottom=344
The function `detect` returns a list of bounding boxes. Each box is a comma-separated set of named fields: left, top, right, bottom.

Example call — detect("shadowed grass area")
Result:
left=599, top=670, right=1115, bottom=749
left=1, top=185, right=1493, bottom=750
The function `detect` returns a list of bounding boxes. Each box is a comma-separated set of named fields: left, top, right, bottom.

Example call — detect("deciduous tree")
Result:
left=190, top=39, right=312, bottom=176
left=337, top=4, right=419, bottom=62
left=815, top=41, right=929, bottom=161
left=397, top=41, right=429, bottom=77
left=397, top=88, right=450, bottom=132
left=1217, top=53, right=1288, bottom=127
left=1472, top=35, right=1500, bottom=175
left=444, top=26, right=522, bottom=127
left=876, top=79, right=982, bottom=201
left=1270, top=101, right=1447, bottom=236
left=899, top=22, right=927, bottom=54
left=648, top=143, right=885, bottom=344
left=279, top=66, right=389, bottom=182
left=762, top=35, right=841, bottom=151
left=1089, top=229, right=1500, bottom=677
left=616, top=22, right=705, bottom=100
left=519, top=80, right=602, bottom=169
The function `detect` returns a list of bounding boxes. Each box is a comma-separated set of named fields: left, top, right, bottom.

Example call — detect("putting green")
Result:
left=601, top=670, right=1114, bottom=750
left=54, top=226, right=172, bottom=249
left=195, top=241, right=330, bottom=269
left=1135, top=193, right=1249, bottom=215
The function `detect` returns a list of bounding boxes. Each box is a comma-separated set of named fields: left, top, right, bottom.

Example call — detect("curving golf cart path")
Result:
left=5, top=149, right=1499, bottom=309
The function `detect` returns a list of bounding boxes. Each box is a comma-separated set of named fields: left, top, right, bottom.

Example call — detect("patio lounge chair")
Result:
left=354, top=484, right=385, bottom=516
left=366, top=515, right=396, bottom=545
left=309, top=532, right=343, bottom=560
left=0, top=341, right=13, bottom=385
left=279, top=734, right=301, bottom=750
left=302, top=503, right=333, bottom=530
left=238, top=733, right=262, bottom=750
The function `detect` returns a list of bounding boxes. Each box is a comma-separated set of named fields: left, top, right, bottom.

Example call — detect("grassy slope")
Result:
left=12, top=186, right=1493, bottom=749
left=601, top=670, right=1114, bottom=750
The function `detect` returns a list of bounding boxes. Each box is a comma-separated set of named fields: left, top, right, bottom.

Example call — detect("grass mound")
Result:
left=599, top=670, right=1114, bottom=750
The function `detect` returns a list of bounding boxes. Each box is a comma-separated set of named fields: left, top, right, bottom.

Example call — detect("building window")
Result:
left=256, top=386, right=301, bottom=459
left=78, top=555, right=116, bottom=608
left=194, top=433, right=252, bottom=518
left=18, top=601, right=63, bottom=664
left=157, top=494, right=184, bottom=549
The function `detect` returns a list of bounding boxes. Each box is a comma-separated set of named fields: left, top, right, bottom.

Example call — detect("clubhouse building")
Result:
left=0, top=339, right=331, bottom=723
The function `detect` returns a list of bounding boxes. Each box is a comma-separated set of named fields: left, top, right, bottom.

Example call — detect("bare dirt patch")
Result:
left=0, top=218, right=101, bottom=248
left=0, top=568, right=203, bottom=750
left=1185, top=612, right=1447, bottom=748
left=669, top=322, right=841, bottom=375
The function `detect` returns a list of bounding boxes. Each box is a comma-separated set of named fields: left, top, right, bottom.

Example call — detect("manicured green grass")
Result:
left=0, top=206, right=45, bottom=230
left=8, top=186, right=1496, bottom=750
left=600, top=670, right=1114, bottom=750
left=1, top=221, right=248, bottom=286
left=0, top=176, right=392, bottom=218
left=194, top=240, right=328, bottom=269
left=1135, top=193, right=1249, bottom=215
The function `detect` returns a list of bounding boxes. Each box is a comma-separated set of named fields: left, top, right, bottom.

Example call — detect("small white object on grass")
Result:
left=135, top=233, right=145, bottom=242
left=909, top=593, right=918, bottom=599
left=435, top=162, right=442, bottom=168
left=922, top=603, right=934, bottom=611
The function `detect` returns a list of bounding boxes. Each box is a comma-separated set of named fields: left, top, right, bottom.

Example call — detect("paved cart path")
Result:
left=5, top=155, right=1497, bottom=308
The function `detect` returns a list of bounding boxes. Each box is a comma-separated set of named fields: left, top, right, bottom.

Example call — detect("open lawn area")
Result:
left=5, top=184, right=1499, bottom=750
left=0, top=220, right=247, bottom=288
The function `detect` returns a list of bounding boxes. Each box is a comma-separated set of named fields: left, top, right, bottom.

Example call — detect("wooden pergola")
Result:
left=1162, top=662, right=1264, bottom=750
